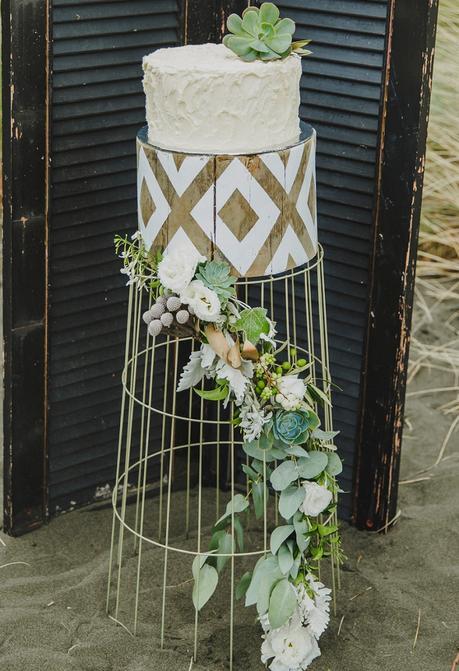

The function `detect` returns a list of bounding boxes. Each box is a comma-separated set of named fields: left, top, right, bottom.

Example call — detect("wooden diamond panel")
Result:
left=136, top=128, right=318, bottom=277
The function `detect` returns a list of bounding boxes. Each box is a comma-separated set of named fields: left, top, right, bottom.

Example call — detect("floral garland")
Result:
left=116, top=232, right=344, bottom=671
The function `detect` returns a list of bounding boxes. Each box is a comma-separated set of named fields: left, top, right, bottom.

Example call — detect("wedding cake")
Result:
left=142, top=43, right=302, bottom=154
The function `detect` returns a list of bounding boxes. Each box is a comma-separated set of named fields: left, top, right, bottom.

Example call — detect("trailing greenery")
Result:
left=116, top=234, right=343, bottom=669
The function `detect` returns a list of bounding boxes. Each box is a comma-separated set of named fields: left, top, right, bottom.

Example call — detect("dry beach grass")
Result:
left=1, top=2, right=459, bottom=670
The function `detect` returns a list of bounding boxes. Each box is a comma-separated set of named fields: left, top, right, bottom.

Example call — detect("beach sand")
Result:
left=1, top=298, right=458, bottom=671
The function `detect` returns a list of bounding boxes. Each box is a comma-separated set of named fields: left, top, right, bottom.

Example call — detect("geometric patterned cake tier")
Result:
left=136, top=123, right=317, bottom=277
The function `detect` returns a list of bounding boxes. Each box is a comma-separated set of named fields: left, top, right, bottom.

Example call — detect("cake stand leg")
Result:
left=160, top=343, right=180, bottom=648
left=133, top=340, right=157, bottom=634
left=193, top=388, right=205, bottom=662
left=106, top=282, right=135, bottom=614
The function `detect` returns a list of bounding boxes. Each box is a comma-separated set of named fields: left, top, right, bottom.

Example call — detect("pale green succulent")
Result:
left=223, top=2, right=311, bottom=62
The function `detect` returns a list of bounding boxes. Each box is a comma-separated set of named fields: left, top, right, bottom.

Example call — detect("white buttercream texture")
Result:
left=143, top=43, right=302, bottom=154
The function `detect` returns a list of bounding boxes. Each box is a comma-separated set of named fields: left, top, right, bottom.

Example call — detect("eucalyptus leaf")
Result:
left=279, top=485, right=304, bottom=521
left=209, top=530, right=226, bottom=552
left=297, top=451, right=328, bottom=479
left=242, top=463, right=258, bottom=480
left=268, top=578, right=297, bottom=629
left=216, top=532, right=233, bottom=573
left=278, top=543, right=294, bottom=575
left=215, top=493, right=249, bottom=527
left=192, top=564, right=218, bottom=611
left=192, top=553, right=209, bottom=580
left=257, top=574, right=280, bottom=616
left=293, top=513, right=310, bottom=553
left=236, top=571, right=252, bottom=600
left=312, top=428, right=340, bottom=442
left=289, top=552, right=301, bottom=580
left=233, top=516, right=245, bottom=552
left=270, top=460, right=298, bottom=491
left=245, top=555, right=281, bottom=607
left=283, top=445, right=310, bottom=458
left=243, top=440, right=278, bottom=463
left=252, top=480, right=267, bottom=519
left=326, top=453, right=343, bottom=476
left=270, top=525, right=294, bottom=555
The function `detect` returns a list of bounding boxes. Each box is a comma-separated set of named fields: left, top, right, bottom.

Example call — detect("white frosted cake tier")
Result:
left=142, top=43, right=302, bottom=154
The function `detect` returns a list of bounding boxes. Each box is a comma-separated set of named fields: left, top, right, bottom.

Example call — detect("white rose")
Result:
left=157, top=246, right=205, bottom=294
left=276, top=375, right=306, bottom=411
left=261, top=613, right=321, bottom=671
left=277, top=375, right=306, bottom=400
left=180, top=280, right=221, bottom=322
left=299, top=481, right=333, bottom=517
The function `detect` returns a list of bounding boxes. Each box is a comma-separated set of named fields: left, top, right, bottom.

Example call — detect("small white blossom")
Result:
left=299, top=481, right=333, bottom=517
left=261, top=612, right=320, bottom=671
left=158, top=246, right=205, bottom=294
left=239, top=400, right=272, bottom=442
left=297, top=578, right=331, bottom=640
left=276, top=376, right=306, bottom=411
left=181, top=280, right=221, bottom=322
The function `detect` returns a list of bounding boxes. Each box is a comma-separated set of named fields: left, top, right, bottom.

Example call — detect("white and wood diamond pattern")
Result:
left=137, top=129, right=318, bottom=277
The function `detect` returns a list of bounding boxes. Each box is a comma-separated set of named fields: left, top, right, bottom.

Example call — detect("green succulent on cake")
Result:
left=223, top=2, right=311, bottom=62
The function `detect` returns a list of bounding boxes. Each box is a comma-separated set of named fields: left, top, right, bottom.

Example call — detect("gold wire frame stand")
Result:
left=106, top=246, right=337, bottom=670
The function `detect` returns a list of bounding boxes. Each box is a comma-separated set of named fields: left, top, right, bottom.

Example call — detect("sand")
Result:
left=1, top=297, right=458, bottom=671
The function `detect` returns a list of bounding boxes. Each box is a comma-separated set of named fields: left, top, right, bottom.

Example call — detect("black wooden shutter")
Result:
left=48, top=0, right=181, bottom=513
left=276, top=0, right=388, bottom=516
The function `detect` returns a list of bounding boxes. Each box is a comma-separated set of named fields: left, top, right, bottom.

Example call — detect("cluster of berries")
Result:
left=142, top=294, right=193, bottom=337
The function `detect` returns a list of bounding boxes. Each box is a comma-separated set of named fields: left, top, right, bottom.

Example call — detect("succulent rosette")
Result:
left=223, top=2, right=311, bottom=62
left=273, top=408, right=318, bottom=445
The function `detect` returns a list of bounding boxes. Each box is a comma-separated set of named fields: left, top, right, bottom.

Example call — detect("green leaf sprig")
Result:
left=223, top=2, right=311, bottom=62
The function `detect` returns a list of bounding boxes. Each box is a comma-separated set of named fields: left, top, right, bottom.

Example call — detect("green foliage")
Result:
left=236, top=571, right=252, bottom=600
left=270, top=525, right=294, bottom=555
left=252, top=480, right=268, bottom=519
left=215, top=493, right=249, bottom=528
left=223, top=3, right=311, bottom=62
left=195, top=260, right=236, bottom=301
left=307, top=382, right=333, bottom=407
left=326, top=453, right=343, bottom=476
left=293, top=512, right=310, bottom=554
left=270, top=460, right=298, bottom=491
left=245, top=555, right=282, bottom=609
left=268, top=578, right=297, bottom=629
left=297, top=451, right=328, bottom=479
left=235, top=307, right=270, bottom=344
left=279, top=485, right=304, bottom=520
left=278, top=543, right=294, bottom=575
left=192, top=563, right=219, bottom=611
left=194, top=381, right=229, bottom=401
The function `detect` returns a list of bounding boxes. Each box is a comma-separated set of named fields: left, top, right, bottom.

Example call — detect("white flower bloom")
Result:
left=297, top=578, right=331, bottom=640
left=276, top=376, right=306, bottom=411
left=261, top=612, right=321, bottom=671
left=215, top=359, right=253, bottom=406
left=240, top=401, right=272, bottom=442
left=299, top=481, right=333, bottom=517
left=180, top=280, right=221, bottom=322
left=157, top=246, right=205, bottom=294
